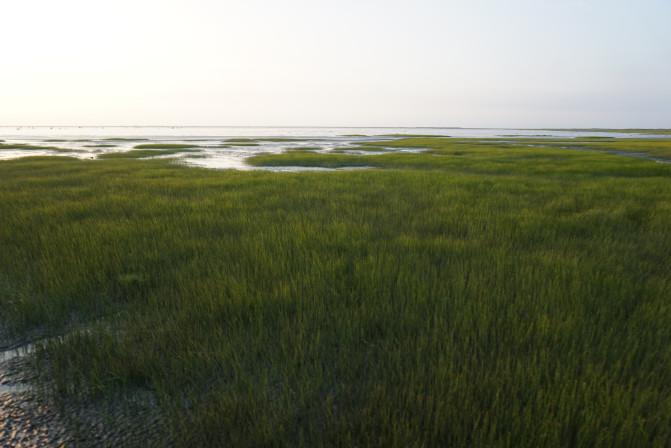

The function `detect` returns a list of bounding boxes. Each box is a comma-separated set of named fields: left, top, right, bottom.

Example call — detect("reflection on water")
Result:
left=0, top=126, right=662, bottom=139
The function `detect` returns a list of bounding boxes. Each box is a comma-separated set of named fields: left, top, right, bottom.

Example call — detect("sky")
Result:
left=1, top=0, right=670, bottom=128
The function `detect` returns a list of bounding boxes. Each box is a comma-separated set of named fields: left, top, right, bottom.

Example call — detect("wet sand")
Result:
left=0, top=335, right=171, bottom=447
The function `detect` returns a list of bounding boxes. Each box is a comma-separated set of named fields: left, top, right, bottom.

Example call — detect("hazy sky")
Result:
left=1, top=0, right=670, bottom=127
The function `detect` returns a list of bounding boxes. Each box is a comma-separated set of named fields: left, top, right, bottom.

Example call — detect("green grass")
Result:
left=1, top=138, right=671, bottom=446
left=493, top=138, right=671, bottom=160
left=0, top=143, right=70, bottom=152
left=571, top=139, right=671, bottom=159
left=358, top=137, right=671, bottom=161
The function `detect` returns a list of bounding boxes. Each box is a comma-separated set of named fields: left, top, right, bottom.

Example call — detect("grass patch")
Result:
left=1, top=138, right=671, bottom=446
left=493, top=138, right=671, bottom=160
left=0, top=143, right=70, bottom=152
left=249, top=152, right=376, bottom=168
left=344, top=145, right=394, bottom=152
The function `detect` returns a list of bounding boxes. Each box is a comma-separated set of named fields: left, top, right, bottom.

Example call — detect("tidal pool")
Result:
left=1, top=127, right=668, bottom=170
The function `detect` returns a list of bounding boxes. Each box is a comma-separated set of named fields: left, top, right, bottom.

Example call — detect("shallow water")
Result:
left=0, top=343, right=36, bottom=363
left=0, top=126, right=663, bottom=139
left=0, top=127, right=667, bottom=170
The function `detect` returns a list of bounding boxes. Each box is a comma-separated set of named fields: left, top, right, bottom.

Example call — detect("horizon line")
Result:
left=1, top=125, right=669, bottom=130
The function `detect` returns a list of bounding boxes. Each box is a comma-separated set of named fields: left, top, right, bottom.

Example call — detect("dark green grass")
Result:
left=1, top=138, right=671, bottom=446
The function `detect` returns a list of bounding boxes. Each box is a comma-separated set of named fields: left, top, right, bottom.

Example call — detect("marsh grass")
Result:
left=495, top=138, right=671, bottom=159
left=1, top=138, right=670, bottom=446
left=344, top=146, right=394, bottom=152
left=355, top=137, right=671, bottom=161
left=0, top=143, right=70, bottom=152
left=571, top=139, right=671, bottom=158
